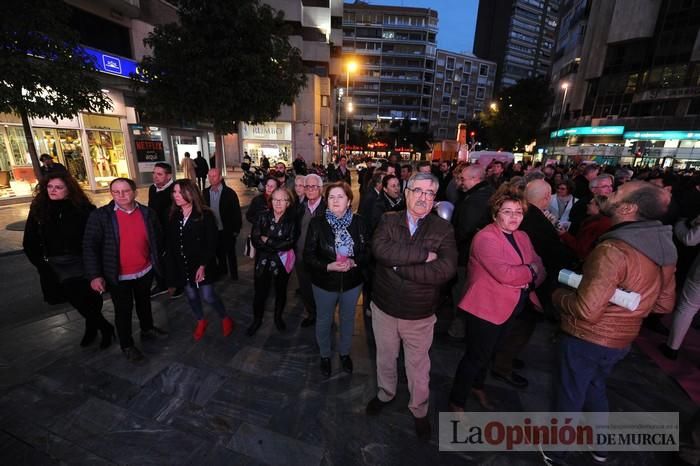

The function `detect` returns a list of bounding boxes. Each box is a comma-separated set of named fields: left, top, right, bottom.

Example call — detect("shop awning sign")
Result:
left=550, top=126, right=625, bottom=138
left=83, top=47, right=138, bottom=79
left=624, top=131, right=700, bottom=141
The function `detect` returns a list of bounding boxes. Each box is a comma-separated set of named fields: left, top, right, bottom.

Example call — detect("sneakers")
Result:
left=149, top=286, right=168, bottom=298
left=193, top=320, right=208, bottom=341
left=365, top=397, right=393, bottom=416
left=340, top=355, right=353, bottom=374
left=123, top=346, right=145, bottom=363
left=141, top=326, right=169, bottom=340
left=414, top=415, right=431, bottom=441
left=222, top=317, right=235, bottom=337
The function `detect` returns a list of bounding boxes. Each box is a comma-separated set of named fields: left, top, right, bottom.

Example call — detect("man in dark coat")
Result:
left=194, top=151, right=209, bottom=191
left=147, top=162, right=175, bottom=296
left=84, top=178, right=168, bottom=363
left=448, top=165, right=494, bottom=339
left=203, top=168, right=242, bottom=280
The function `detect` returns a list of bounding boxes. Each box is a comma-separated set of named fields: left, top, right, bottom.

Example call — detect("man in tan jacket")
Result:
left=552, top=181, right=676, bottom=463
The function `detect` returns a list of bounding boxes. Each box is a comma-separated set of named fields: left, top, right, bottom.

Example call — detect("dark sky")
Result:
left=360, top=0, right=480, bottom=54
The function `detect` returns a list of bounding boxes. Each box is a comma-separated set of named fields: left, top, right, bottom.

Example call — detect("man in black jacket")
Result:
left=147, top=162, right=175, bottom=297
left=194, top=151, right=209, bottom=191
left=370, top=174, right=405, bottom=233
left=83, top=178, right=168, bottom=363
left=448, top=165, right=494, bottom=339
left=204, top=168, right=243, bottom=280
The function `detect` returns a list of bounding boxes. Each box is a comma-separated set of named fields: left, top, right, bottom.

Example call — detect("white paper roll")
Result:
left=558, top=269, right=641, bottom=311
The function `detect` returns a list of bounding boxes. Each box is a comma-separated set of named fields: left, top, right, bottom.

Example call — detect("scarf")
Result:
left=325, top=208, right=354, bottom=257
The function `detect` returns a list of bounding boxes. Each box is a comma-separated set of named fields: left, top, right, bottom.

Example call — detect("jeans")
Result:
left=183, top=283, right=227, bottom=321
left=109, top=272, right=154, bottom=349
left=312, top=284, right=362, bottom=358
left=556, top=334, right=629, bottom=412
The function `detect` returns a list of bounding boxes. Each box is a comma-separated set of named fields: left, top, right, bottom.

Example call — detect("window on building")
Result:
left=437, top=58, right=446, bottom=67
left=476, top=87, right=485, bottom=99
left=461, top=85, right=469, bottom=97
left=321, top=95, right=330, bottom=107
left=444, top=83, right=452, bottom=94
left=447, top=57, right=455, bottom=69
left=479, top=64, right=489, bottom=76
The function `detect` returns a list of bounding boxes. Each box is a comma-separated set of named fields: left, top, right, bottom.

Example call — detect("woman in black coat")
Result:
left=23, top=172, right=113, bottom=348
left=247, top=187, right=299, bottom=336
left=304, top=181, right=369, bottom=376
left=245, top=176, right=280, bottom=225
left=167, top=179, right=234, bottom=340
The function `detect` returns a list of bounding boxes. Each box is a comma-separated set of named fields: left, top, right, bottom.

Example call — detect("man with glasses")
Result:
left=84, top=178, right=168, bottom=363
left=569, top=174, right=615, bottom=235
left=295, top=174, right=326, bottom=327
left=365, top=172, right=457, bottom=441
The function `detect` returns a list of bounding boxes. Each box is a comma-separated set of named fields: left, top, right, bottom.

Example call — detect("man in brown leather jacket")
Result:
left=552, top=181, right=677, bottom=463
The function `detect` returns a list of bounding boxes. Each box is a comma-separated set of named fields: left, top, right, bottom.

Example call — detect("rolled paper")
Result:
left=558, top=269, right=641, bottom=311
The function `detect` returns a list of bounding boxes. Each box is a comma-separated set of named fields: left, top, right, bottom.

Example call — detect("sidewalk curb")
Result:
left=0, top=250, right=23, bottom=257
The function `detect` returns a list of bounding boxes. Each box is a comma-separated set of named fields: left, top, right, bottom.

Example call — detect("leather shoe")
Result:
left=320, top=357, right=331, bottom=377
left=141, top=326, right=168, bottom=340
left=340, top=355, right=353, bottom=374
left=300, top=317, right=316, bottom=328
left=491, top=370, right=528, bottom=389
left=658, top=343, right=678, bottom=360
left=365, top=396, right=392, bottom=416
left=246, top=320, right=262, bottom=337
left=123, top=346, right=145, bottom=363
left=414, top=415, right=431, bottom=441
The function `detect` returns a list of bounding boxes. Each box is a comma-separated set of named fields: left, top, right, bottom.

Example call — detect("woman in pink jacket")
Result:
left=449, top=186, right=545, bottom=411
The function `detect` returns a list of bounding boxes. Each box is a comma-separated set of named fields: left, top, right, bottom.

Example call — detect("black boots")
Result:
left=81, top=319, right=114, bottom=349
left=274, top=307, right=286, bottom=332
left=80, top=323, right=98, bottom=347
left=99, top=322, right=115, bottom=349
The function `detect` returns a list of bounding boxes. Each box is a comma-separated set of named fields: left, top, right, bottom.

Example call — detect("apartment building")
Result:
left=429, top=49, right=497, bottom=141
left=474, top=0, right=559, bottom=90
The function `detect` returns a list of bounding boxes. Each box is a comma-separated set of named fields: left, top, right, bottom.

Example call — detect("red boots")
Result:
left=193, top=320, right=208, bottom=341
left=222, top=316, right=235, bottom=337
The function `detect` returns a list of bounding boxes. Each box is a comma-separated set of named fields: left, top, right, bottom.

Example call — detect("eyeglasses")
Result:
left=304, top=185, right=320, bottom=190
left=271, top=198, right=289, bottom=203
left=406, top=187, right=436, bottom=200
left=499, top=209, right=524, bottom=217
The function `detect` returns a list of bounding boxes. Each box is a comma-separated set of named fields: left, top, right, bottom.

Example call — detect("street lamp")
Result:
left=344, top=60, right=358, bottom=157
left=490, top=102, right=498, bottom=112
left=556, top=82, right=570, bottom=156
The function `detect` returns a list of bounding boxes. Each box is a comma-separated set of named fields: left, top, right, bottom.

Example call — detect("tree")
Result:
left=135, top=0, right=307, bottom=167
left=480, top=77, right=552, bottom=152
left=0, top=0, right=112, bottom=178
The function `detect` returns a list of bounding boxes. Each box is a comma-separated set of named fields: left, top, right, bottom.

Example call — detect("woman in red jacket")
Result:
left=559, top=195, right=612, bottom=260
left=449, top=186, right=545, bottom=411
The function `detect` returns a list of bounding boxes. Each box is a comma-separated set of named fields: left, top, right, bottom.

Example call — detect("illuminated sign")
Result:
left=550, top=126, right=625, bottom=138
left=83, top=47, right=138, bottom=79
left=623, top=131, right=700, bottom=140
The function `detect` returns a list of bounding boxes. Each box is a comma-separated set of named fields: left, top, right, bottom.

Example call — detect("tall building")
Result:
left=474, top=0, right=559, bottom=90
left=547, top=0, right=700, bottom=166
left=342, top=1, right=438, bottom=140
left=429, top=50, right=497, bottom=141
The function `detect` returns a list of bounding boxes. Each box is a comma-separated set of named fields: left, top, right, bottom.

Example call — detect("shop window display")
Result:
left=87, top=130, right=127, bottom=187
left=33, top=128, right=88, bottom=186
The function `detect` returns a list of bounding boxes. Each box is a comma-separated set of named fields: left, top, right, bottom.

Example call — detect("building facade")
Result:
left=429, top=50, right=497, bottom=141
left=474, top=0, right=559, bottom=91
left=546, top=0, right=700, bottom=167
left=342, top=1, right=438, bottom=142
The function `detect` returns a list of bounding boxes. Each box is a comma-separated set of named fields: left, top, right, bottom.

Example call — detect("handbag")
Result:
left=46, top=255, right=85, bottom=283
left=243, top=235, right=256, bottom=259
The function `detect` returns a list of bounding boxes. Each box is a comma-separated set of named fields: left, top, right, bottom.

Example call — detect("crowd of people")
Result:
left=22, top=152, right=700, bottom=462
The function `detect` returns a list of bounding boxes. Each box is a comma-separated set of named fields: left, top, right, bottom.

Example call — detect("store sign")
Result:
left=83, top=47, right=138, bottom=79
left=624, top=131, right=700, bottom=141
left=241, top=122, right=292, bottom=141
left=135, top=139, right=165, bottom=162
left=550, top=126, right=625, bottom=138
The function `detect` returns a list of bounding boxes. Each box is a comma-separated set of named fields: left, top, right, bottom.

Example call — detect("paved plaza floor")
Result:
left=0, top=174, right=695, bottom=465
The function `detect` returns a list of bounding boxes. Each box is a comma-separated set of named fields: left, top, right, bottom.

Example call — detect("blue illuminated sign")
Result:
left=83, top=47, right=138, bottom=79
left=623, top=131, right=700, bottom=141
left=550, top=126, right=625, bottom=138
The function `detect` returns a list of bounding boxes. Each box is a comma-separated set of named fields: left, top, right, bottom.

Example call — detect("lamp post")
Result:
left=555, top=82, right=569, bottom=156
left=344, top=61, right=357, bottom=158
left=336, top=87, right=343, bottom=161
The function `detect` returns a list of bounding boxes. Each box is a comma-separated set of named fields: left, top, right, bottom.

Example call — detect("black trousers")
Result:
left=109, top=272, right=154, bottom=349
left=295, top=258, right=315, bottom=317
left=63, top=279, right=106, bottom=331
left=216, top=231, right=238, bottom=279
left=492, top=306, right=540, bottom=375
left=196, top=176, right=206, bottom=191
left=449, top=311, right=516, bottom=407
left=252, top=269, right=290, bottom=320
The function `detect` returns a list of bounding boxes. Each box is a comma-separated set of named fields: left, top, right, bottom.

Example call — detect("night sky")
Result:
left=359, top=0, right=480, bottom=54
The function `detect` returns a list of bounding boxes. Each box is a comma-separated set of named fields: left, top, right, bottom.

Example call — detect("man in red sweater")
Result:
left=84, top=178, right=167, bottom=362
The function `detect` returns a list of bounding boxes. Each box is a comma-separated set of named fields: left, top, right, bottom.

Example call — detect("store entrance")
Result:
left=171, top=133, right=204, bottom=178
left=33, top=128, right=88, bottom=187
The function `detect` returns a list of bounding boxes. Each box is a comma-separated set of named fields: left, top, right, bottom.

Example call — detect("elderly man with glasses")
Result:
left=365, top=172, right=457, bottom=441
left=295, top=174, right=327, bottom=327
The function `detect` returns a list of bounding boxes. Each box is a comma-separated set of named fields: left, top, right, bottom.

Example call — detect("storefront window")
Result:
left=7, top=126, right=31, bottom=166
left=33, top=128, right=88, bottom=186
left=87, top=130, right=127, bottom=187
